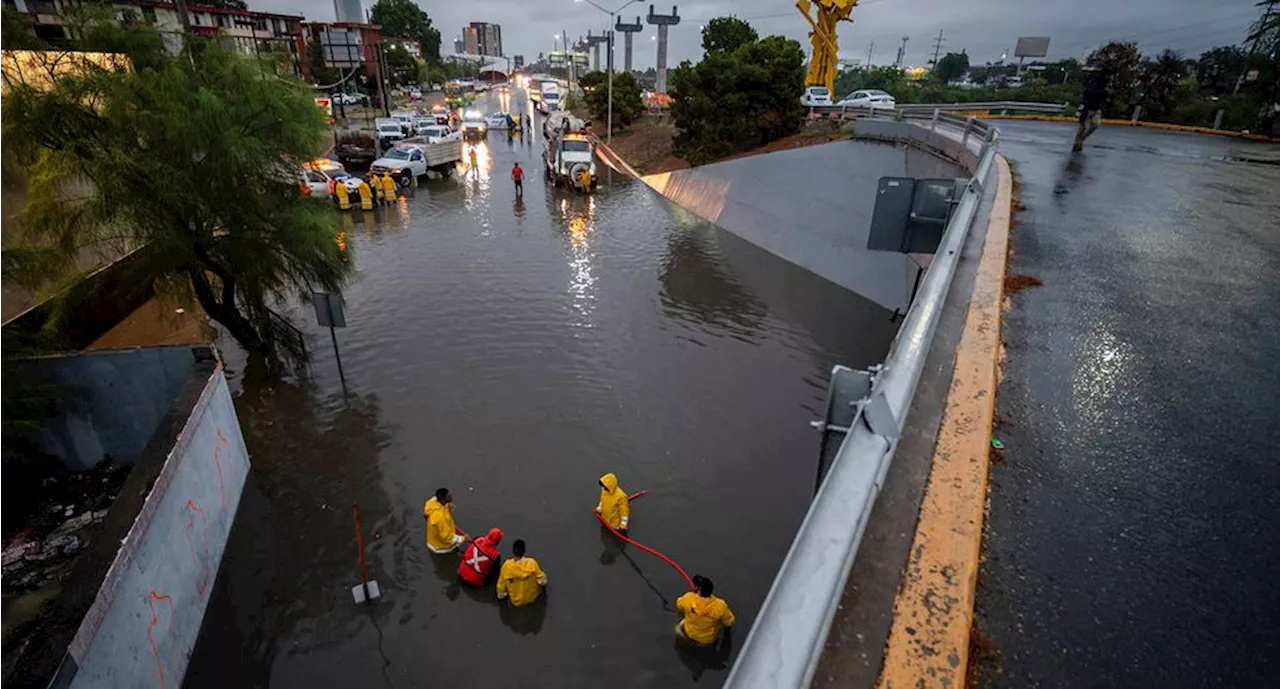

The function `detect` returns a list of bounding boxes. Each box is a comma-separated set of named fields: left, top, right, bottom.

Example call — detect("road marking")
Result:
left=878, top=154, right=1013, bottom=689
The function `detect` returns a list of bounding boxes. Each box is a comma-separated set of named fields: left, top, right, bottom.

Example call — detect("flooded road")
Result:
left=183, top=91, right=899, bottom=688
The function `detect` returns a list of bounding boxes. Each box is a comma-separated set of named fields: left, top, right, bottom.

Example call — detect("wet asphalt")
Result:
left=976, top=121, right=1280, bottom=687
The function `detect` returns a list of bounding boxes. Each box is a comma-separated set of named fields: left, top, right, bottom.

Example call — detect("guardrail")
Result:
left=811, top=100, right=1068, bottom=118
left=723, top=115, right=1001, bottom=688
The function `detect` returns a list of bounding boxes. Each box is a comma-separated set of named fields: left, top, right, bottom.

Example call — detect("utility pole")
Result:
left=895, top=36, right=908, bottom=69
left=929, top=29, right=944, bottom=68
left=866, top=40, right=874, bottom=68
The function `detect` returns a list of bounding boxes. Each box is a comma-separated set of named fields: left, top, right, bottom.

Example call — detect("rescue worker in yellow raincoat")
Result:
left=496, top=539, right=547, bottom=606
left=334, top=179, right=351, bottom=210
left=595, top=472, right=630, bottom=533
left=675, top=575, right=736, bottom=645
left=357, top=179, right=374, bottom=210
left=380, top=171, right=398, bottom=204
left=424, top=487, right=466, bottom=553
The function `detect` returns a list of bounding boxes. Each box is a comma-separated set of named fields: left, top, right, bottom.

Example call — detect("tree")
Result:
left=581, top=71, right=644, bottom=131
left=370, top=0, right=441, bottom=63
left=1086, top=40, right=1142, bottom=117
left=701, top=16, right=758, bottom=55
left=383, top=43, right=417, bottom=85
left=2, top=30, right=350, bottom=367
left=933, top=52, right=969, bottom=84
left=202, top=0, right=247, bottom=8
left=1, top=5, right=44, bottom=50
left=670, top=35, right=805, bottom=164
left=1139, top=49, right=1188, bottom=120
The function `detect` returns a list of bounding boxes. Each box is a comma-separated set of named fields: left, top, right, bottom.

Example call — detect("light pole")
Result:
left=575, top=0, right=641, bottom=144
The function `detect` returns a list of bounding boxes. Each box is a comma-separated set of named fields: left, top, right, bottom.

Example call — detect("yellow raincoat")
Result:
left=595, top=472, right=630, bottom=530
left=380, top=172, right=398, bottom=201
left=676, top=591, right=736, bottom=644
left=496, top=556, right=547, bottom=606
left=423, top=496, right=461, bottom=553
left=357, top=180, right=373, bottom=210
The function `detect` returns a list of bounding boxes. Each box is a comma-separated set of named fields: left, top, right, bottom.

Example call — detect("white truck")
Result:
left=371, top=140, right=463, bottom=186
left=542, top=112, right=596, bottom=191
left=538, top=81, right=561, bottom=114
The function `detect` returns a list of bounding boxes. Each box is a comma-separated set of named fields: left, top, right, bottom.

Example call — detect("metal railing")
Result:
left=723, top=116, right=1000, bottom=689
left=811, top=100, right=1068, bottom=118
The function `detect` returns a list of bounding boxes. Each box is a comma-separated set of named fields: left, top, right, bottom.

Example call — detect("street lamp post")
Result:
left=575, top=0, right=641, bottom=144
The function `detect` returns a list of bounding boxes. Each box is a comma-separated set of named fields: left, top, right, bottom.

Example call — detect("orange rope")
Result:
left=595, top=490, right=695, bottom=590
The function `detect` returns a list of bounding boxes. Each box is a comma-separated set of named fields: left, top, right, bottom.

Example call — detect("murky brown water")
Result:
left=183, top=93, right=900, bottom=688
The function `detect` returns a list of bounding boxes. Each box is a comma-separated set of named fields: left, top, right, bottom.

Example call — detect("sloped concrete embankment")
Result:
left=640, top=128, right=968, bottom=312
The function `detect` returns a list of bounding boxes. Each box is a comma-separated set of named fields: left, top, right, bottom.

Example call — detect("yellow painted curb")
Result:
left=877, top=154, right=1013, bottom=689
left=980, top=114, right=1278, bottom=142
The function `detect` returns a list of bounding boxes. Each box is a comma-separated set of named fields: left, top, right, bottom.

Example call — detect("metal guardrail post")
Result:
left=960, top=117, right=975, bottom=146
left=723, top=118, right=1000, bottom=689
left=1131, top=105, right=1142, bottom=124
left=931, top=108, right=940, bottom=131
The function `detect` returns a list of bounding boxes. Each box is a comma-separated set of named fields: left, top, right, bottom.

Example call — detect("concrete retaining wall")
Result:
left=641, top=124, right=971, bottom=311
left=50, top=365, right=250, bottom=689
left=10, top=345, right=205, bottom=471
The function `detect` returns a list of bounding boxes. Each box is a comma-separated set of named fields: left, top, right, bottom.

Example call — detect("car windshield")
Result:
left=562, top=140, right=590, bottom=153
left=385, top=148, right=412, bottom=160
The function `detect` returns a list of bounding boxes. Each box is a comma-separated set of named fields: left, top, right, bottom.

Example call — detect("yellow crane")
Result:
left=796, top=0, right=857, bottom=92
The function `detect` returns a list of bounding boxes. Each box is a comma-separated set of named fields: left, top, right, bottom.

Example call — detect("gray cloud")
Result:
left=258, top=0, right=1259, bottom=69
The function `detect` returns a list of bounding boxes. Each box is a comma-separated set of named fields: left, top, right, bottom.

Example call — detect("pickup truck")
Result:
left=370, top=140, right=463, bottom=186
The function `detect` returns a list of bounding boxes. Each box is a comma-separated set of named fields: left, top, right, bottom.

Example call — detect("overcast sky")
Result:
left=257, top=0, right=1262, bottom=67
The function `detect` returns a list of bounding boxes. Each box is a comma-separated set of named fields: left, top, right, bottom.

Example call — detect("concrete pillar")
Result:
left=624, top=31, right=634, bottom=72
left=656, top=24, right=669, bottom=91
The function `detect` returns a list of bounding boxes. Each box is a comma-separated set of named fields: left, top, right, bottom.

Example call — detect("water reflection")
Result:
left=673, top=628, right=734, bottom=682
left=659, top=229, right=766, bottom=336
left=556, top=195, right=598, bottom=331
left=498, top=590, right=547, bottom=635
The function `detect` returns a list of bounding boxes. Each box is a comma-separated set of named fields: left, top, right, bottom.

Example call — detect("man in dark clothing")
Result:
left=1073, top=69, right=1109, bottom=152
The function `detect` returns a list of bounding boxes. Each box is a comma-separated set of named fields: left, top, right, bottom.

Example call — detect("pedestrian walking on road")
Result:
left=496, top=539, right=547, bottom=606
left=1073, top=68, right=1110, bottom=152
left=469, top=147, right=479, bottom=176
left=424, top=487, right=466, bottom=554
left=675, top=575, right=736, bottom=645
left=511, top=162, right=524, bottom=197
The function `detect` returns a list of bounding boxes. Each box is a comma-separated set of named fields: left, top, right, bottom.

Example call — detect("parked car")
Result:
left=333, top=92, right=367, bottom=106
left=800, top=86, right=833, bottom=107
left=375, top=118, right=407, bottom=147
left=336, top=131, right=378, bottom=167
left=836, top=89, right=896, bottom=109
left=486, top=112, right=511, bottom=129
left=300, top=168, right=331, bottom=198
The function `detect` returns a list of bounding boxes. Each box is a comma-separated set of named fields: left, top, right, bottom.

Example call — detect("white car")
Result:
left=333, top=92, right=367, bottom=106
left=837, top=89, right=897, bottom=109
left=416, top=124, right=462, bottom=143
left=800, top=86, right=832, bottom=107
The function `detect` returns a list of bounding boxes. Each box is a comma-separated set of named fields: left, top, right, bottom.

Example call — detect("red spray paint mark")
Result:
left=183, top=500, right=211, bottom=596
left=146, top=590, right=175, bottom=689
left=212, top=428, right=231, bottom=510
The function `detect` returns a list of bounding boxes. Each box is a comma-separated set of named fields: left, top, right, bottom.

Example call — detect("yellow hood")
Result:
left=599, top=472, right=619, bottom=493
left=505, top=557, right=542, bottom=580
left=424, top=496, right=444, bottom=517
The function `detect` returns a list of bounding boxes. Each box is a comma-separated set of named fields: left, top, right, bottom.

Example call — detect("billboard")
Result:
left=1014, top=36, right=1051, bottom=58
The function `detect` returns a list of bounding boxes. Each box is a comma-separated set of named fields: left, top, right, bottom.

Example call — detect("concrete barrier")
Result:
left=641, top=128, right=968, bottom=312
left=4, top=350, right=250, bottom=689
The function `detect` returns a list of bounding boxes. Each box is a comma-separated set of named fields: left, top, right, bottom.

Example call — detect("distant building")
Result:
left=453, top=37, right=465, bottom=54
left=333, top=0, right=362, bottom=24
left=12, top=0, right=306, bottom=72
left=462, top=21, right=502, bottom=57
left=306, top=21, right=382, bottom=85
left=389, top=37, right=421, bottom=58
left=513, top=54, right=524, bottom=69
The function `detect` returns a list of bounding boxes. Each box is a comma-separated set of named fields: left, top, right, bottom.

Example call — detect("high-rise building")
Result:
left=453, top=37, right=465, bottom=54
left=462, top=26, right=479, bottom=55
left=333, top=0, right=362, bottom=24
left=462, top=22, right=502, bottom=57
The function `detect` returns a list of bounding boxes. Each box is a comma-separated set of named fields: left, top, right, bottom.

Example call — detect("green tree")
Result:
left=701, top=16, right=758, bottom=55
left=833, top=66, right=914, bottom=102
left=2, top=32, right=350, bottom=366
left=670, top=34, right=805, bottom=164
left=1086, top=40, right=1142, bottom=117
left=1139, top=49, right=1188, bottom=120
left=933, top=52, right=969, bottom=84
left=383, top=43, right=417, bottom=85
left=370, top=0, right=441, bottom=63
left=1195, top=46, right=1245, bottom=96
left=581, top=71, right=644, bottom=131
left=1, top=5, right=44, bottom=49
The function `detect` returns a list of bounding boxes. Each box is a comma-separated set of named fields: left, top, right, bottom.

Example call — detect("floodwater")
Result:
left=183, top=91, right=901, bottom=688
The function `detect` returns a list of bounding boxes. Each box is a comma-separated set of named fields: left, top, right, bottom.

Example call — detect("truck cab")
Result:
left=544, top=116, right=597, bottom=191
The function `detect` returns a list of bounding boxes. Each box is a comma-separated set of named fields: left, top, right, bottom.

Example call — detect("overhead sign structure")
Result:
left=1014, top=36, right=1051, bottom=58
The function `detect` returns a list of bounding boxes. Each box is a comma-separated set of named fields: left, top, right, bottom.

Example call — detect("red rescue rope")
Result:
left=595, top=490, right=695, bottom=590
